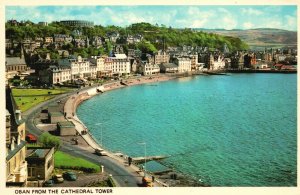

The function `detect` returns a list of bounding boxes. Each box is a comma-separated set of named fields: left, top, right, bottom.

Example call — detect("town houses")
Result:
left=5, top=19, right=297, bottom=87
left=6, top=87, right=55, bottom=187
left=4, top=17, right=298, bottom=188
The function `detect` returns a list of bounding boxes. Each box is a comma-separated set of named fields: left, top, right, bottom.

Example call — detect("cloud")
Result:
left=285, top=15, right=297, bottom=28
left=222, top=16, right=237, bottom=30
left=188, top=7, right=199, bottom=15
left=187, top=7, right=214, bottom=18
left=263, top=19, right=282, bottom=29
left=4, top=6, right=297, bottom=31
left=181, top=6, right=215, bottom=28
left=190, top=19, right=208, bottom=28
left=241, top=8, right=263, bottom=16
left=216, top=8, right=237, bottom=30
left=218, top=8, right=230, bottom=14
left=243, top=22, right=254, bottom=29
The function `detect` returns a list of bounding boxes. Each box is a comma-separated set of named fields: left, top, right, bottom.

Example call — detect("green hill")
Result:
left=197, top=28, right=297, bottom=50
left=6, top=21, right=249, bottom=54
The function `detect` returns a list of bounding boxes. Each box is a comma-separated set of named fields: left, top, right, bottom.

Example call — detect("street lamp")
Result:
left=138, top=142, right=146, bottom=177
left=95, top=123, right=103, bottom=147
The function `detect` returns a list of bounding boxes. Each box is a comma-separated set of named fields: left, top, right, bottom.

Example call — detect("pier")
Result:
left=132, top=155, right=169, bottom=164
left=203, top=71, right=227, bottom=75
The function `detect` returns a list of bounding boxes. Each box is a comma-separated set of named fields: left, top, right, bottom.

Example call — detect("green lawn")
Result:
left=54, top=151, right=101, bottom=173
left=11, top=88, right=74, bottom=112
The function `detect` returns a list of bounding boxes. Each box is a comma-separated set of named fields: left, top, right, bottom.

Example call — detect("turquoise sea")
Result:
left=77, top=74, right=297, bottom=186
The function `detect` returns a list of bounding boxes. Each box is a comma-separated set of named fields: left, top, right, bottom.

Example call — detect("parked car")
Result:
left=63, top=171, right=77, bottom=181
left=25, top=134, right=37, bottom=143
left=53, top=174, right=64, bottom=183
left=43, top=179, right=54, bottom=187
left=95, top=148, right=108, bottom=156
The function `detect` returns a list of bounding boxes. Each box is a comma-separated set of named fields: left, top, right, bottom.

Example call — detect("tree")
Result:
left=5, top=21, right=249, bottom=53
left=50, top=52, right=60, bottom=59
left=62, top=42, right=74, bottom=51
left=105, top=42, right=113, bottom=56
left=137, top=40, right=157, bottom=54
left=38, top=132, right=61, bottom=151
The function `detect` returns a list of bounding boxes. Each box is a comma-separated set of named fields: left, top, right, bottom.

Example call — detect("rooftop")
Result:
left=114, top=54, right=127, bottom=59
left=6, top=140, right=26, bottom=161
left=48, top=111, right=64, bottom=117
left=6, top=57, right=26, bottom=66
left=26, top=148, right=51, bottom=158
left=160, top=63, right=178, bottom=68
left=57, top=121, right=75, bottom=128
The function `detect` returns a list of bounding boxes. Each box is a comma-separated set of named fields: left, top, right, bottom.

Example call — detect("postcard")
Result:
left=1, top=1, right=299, bottom=195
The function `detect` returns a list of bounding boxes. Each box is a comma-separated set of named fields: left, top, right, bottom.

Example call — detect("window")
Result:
left=19, top=151, right=23, bottom=162
left=7, top=162, right=10, bottom=176
left=47, top=157, right=53, bottom=170
left=28, top=167, right=36, bottom=177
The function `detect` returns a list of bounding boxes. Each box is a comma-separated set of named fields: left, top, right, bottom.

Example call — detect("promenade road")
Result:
left=63, top=84, right=166, bottom=187
left=22, top=83, right=166, bottom=187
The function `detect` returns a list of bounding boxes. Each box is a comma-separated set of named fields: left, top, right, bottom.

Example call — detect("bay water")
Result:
left=77, top=74, right=297, bottom=186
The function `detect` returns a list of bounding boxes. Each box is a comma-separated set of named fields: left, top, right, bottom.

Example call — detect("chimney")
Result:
left=15, top=110, right=22, bottom=121
left=46, top=53, right=51, bottom=60
left=17, top=134, right=21, bottom=145
left=20, top=44, right=24, bottom=59
left=10, top=137, right=16, bottom=151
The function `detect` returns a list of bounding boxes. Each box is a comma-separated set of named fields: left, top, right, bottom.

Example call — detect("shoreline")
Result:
left=37, top=70, right=296, bottom=186
left=63, top=73, right=191, bottom=187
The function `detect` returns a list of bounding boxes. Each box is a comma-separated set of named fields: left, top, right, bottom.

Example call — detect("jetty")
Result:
left=132, top=155, right=169, bottom=164
left=204, top=71, right=227, bottom=75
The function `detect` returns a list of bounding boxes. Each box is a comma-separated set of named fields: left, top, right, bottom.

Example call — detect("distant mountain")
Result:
left=195, top=28, right=297, bottom=50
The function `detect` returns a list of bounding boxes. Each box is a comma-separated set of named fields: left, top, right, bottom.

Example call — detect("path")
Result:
left=62, top=83, right=168, bottom=187
left=21, top=82, right=167, bottom=187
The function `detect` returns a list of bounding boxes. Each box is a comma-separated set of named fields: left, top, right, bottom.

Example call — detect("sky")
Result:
left=5, top=5, right=298, bottom=31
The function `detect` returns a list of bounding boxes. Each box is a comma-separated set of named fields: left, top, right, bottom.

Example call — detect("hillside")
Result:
left=197, top=28, right=297, bottom=50
left=6, top=22, right=250, bottom=58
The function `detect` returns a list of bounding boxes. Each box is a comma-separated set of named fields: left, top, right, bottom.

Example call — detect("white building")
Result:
left=255, top=63, right=269, bottom=69
left=140, top=62, right=160, bottom=75
left=212, top=56, right=225, bottom=70
left=38, top=65, right=70, bottom=84
left=50, top=66, right=71, bottom=84
left=89, top=56, right=105, bottom=71
left=58, top=56, right=92, bottom=79
left=58, top=56, right=97, bottom=79
left=174, top=57, right=192, bottom=73
left=104, top=54, right=130, bottom=76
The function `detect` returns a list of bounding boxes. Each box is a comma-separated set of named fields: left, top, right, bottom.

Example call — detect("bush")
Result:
left=107, top=177, right=116, bottom=187
left=38, top=132, right=61, bottom=151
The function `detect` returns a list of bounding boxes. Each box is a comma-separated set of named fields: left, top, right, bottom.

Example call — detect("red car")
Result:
left=26, top=134, right=37, bottom=143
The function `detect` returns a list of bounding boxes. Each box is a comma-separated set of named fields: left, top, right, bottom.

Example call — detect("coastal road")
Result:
left=60, top=144, right=141, bottom=187
left=21, top=86, right=141, bottom=187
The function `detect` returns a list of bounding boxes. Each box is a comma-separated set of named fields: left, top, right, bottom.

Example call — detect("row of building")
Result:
left=6, top=39, right=297, bottom=86
left=6, top=88, right=55, bottom=187
left=6, top=32, right=144, bottom=52
left=8, top=19, right=94, bottom=28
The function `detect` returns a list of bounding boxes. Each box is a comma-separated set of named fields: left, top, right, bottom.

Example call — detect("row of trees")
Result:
left=6, top=21, right=249, bottom=57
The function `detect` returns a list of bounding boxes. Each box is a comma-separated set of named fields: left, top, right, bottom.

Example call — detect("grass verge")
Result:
left=11, top=88, right=74, bottom=112
left=54, top=151, right=101, bottom=173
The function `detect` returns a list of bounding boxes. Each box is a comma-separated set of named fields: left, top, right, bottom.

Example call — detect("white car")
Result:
left=95, top=148, right=108, bottom=156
